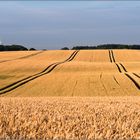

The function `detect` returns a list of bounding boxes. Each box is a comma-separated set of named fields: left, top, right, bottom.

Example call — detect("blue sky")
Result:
left=0, top=1, right=140, bottom=50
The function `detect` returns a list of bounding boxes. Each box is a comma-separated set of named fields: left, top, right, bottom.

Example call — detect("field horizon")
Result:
left=0, top=49, right=139, bottom=96
left=0, top=49, right=140, bottom=139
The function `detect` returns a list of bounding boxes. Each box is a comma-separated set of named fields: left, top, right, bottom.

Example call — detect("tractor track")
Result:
left=0, top=50, right=79, bottom=94
left=100, top=73, right=108, bottom=95
left=119, top=63, right=127, bottom=72
left=110, top=50, right=116, bottom=62
left=109, top=50, right=122, bottom=72
left=0, top=51, right=44, bottom=64
left=108, top=50, right=140, bottom=90
left=71, top=81, right=78, bottom=97
left=115, top=63, right=122, bottom=73
left=133, top=73, right=140, bottom=79
left=125, top=73, right=140, bottom=90
left=117, top=63, right=140, bottom=89
left=113, top=76, right=120, bottom=86
left=108, top=50, right=112, bottom=63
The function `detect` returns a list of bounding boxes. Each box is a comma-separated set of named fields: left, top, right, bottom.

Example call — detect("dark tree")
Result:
left=0, top=45, right=5, bottom=51
left=0, top=44, right=28, bottom=51
left=71, top=44, right=140, bottom=50
left=29, top=48, right=36, bottom=51
left=61, top=47, right=69, bottom=50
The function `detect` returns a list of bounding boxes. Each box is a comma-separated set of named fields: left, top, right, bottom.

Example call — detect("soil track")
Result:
left=117, top=63, right=140, bottom=90
left=133, top=73, right=140, bottom=79
left=0, top=50, right=79, bottom=94
left=108, top=50, right=112, bottom=63
left=108, top=50, right=140, bottom=90
left=119, top=63, right=127, bottom=72
left=125, top=74, right=140, bottom=90
left=110, top=50, right=116, bottom=62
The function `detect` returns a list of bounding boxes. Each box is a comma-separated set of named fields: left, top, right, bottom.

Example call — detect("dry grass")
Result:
left=0, top=97, right=140, bottom=139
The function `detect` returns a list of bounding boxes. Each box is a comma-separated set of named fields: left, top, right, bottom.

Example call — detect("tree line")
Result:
left=61, top=44, right=140, bottom=50
left=0, top=45, right=36, bottom=51
left=1, top=44, right=140, bottom=51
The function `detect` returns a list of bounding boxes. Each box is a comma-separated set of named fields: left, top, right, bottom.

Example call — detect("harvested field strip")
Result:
left=0, top=51, right=44, bottom=63
left=0, top=51, right=79, bottom=94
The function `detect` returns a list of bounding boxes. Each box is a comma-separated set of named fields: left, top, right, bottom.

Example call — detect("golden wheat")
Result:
left=0, top=50, right=73, bottom=88
left=0, top=50, right=140, bottom=139
left=0, top=51, right=38, bottom=62
left=0, top=97, right=140, bottom=139
left=74, top=50, right=110, bottom=62
left=1, top=50, right=139, bottom=96
left=113, top=50, right=140, bottom=62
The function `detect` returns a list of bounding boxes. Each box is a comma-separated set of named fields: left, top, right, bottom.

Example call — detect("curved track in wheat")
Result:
left=0, top=49, right=139, bottom=96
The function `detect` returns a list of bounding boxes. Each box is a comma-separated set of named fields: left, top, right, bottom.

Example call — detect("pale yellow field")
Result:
left=0, top=50, right=140, bottom=96
left=0, top=50, right=140, bottom=139
left=0, top=51, right=41, bottom=62
left=0, top=50, right=73, bottom=88
left=113, top=50, right=140, bottom=62
left=0, top=97, right=140, bottom=139
left=1, top=49, right=139, bottom=96
left=74, top=50, right=110, bottom=62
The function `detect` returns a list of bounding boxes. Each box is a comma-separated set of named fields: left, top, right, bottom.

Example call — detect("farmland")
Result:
left=0, top=97, right=140, bottom=139
left=0, top=50, right=139, bottom=96
left=0, top=50, right=140, bottom=139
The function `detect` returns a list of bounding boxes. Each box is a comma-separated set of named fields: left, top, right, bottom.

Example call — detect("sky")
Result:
left=0, top=1, right=140, bottom=50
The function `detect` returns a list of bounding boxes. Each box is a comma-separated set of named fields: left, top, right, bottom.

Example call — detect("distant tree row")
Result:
left=61, top=47, right=69, bottom=50
left=61, top=44, right=140, bottom=50
left=0, top=45, right=36, bottom=51
left=72, top=44, right=140, bottom=50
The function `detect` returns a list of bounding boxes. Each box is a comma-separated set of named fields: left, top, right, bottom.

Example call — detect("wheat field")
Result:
left=0, top=97, right=140, bottom=139
left=0, top=50, right=140, bottom=139
left=0, top=50, right=73, bottom=88
left=1, top=49, right=139, bottom=96
left=0, top=51, right=39, bottom=62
